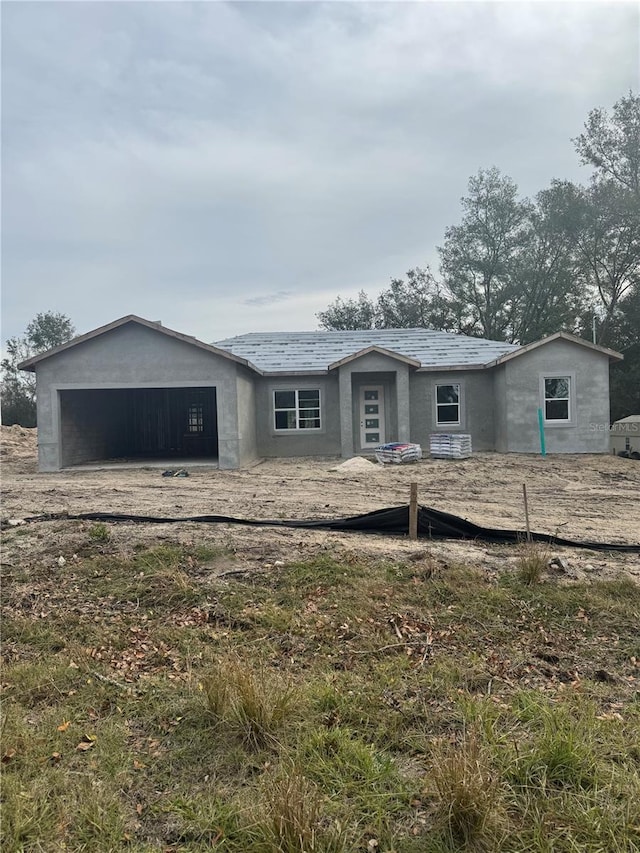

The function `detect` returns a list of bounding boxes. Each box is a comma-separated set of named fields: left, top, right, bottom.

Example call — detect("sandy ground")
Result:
left=2, top=425, right=639, bottom=581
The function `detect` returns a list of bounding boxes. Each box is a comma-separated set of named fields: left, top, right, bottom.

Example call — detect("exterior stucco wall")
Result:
left=254, top=374, right=341, bottom=457
left=33, top=323, right=243, bottom=470
left=32, top=322, right=615, bottom=470
left=501, top=339, right=611, bottom=453
left=409, top=370, right=496, bottom=451
left=236, top=367, right=259, bottom=466
left=348, top=371, right=398, bottom=451
left=493, top=366, right=508, bottom=452
left=337, top=353, right=411, bottom=456
left=59, top=390, right=128, bottom=467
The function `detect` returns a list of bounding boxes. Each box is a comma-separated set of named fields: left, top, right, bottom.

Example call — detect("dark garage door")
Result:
left=59, top=387, right=218, bottom=466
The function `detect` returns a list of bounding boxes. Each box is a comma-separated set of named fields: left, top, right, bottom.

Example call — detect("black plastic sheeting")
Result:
left=12, top=506, right=640, bottom=553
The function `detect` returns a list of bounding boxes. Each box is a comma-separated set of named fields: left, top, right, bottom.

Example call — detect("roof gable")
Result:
left=488, top=331, right=623, bottom=366
left=19, top=315, right=259, bottom=373
left=328, top=345, right=421, bottom=370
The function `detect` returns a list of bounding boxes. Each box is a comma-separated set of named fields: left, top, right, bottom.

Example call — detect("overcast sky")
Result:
left=2, top=1, right=639, bottom=345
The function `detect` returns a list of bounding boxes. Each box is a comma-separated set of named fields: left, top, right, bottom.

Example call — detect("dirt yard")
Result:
left=2, top=425, right=639, bottom=581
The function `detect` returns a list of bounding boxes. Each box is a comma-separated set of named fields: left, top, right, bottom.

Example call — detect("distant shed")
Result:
left=610, top=415, right=640, bottom=458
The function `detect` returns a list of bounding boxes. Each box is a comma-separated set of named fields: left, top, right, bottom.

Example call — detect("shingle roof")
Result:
left=214, top=329, right=521, bottom=373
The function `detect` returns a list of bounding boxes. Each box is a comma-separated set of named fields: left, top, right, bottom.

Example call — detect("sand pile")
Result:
left=330, top=456, right=378, bottom=474
left=1, top=425, right=37, bottom=461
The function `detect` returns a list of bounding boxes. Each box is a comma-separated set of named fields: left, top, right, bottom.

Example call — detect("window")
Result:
left=274, top=389, right=321, bottom=430
left=187, top=403, right=204, bottom=433
left=544, top=377, right=570, bottom=422
left=436, top=384, right=460, bottom=425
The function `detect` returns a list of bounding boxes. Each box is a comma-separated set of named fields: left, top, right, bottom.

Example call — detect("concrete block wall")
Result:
left=59, top=390, right=126, bottom=466
left=236, top=367, right=259, bottom=466
left=409, top=370, right=496, bottom=451
left=33, top=322, right=245, bottom=471
left=337, top=352, right=411, bottom=456
left=255, top=374, right=341, bottom=457
left=501, top=339, right=611, bottom=453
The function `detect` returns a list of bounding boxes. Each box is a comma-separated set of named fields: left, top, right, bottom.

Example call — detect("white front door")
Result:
left=359, top=385, right=385, bottom=449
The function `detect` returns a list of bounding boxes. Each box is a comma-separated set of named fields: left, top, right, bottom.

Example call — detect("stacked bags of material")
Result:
left=375, top=442, right=423, bottom=464
left=429, top=434, right=472, bottom=459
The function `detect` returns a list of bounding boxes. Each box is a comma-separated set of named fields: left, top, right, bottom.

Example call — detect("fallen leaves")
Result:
left=75, top=734, right=97, bottom=752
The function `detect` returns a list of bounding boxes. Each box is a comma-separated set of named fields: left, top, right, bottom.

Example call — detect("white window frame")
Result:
left=540, top=373, right=575, bottom=427
left=435, top=383, right=462, bottom=427
left=273, top=388, right=321, bottom=432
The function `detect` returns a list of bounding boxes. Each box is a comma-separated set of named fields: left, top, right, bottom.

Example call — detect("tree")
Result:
left=505, top=181, right=586, bottom=343
left=317, top=268, right=464, bottom=332
left=571, top=181, right=640, bottom=347
left=375, top=268, right=461, bottom=331
left=573, top=92, right=640, bottom=420
left=607, top=283, right=640, bottom=422
left=1, top=312, right=75, bottom=426
left=438, top=167, right=532, bottom=341
left=317, top=291, right=376, bottom=330
left=571, top=94, right=640, bottom=348
left=574, top=91, right=640, bottom=197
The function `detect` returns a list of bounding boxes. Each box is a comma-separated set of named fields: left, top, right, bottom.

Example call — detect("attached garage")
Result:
left=58, top=386, right=218, bottom=467
left=19, top=316, right=259, bottom=471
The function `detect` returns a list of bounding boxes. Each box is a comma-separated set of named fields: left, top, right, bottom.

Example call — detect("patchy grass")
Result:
left=87, top=522, right=111, bottom=542
left=203, top=657, right=299, bottom=748
left=516, top=542, right=548, bottom=585
left=2, top=534, right=640, bottom=851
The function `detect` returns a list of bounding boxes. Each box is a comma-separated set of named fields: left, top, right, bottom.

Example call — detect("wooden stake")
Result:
left=409, top=482, right=418, bottom=541
left=522, top=483, right=531, bottom=542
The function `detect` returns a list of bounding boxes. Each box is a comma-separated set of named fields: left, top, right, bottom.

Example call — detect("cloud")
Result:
left=2, top=1, right=638, bottom=343
left=244, top=291, right=295, bottom=307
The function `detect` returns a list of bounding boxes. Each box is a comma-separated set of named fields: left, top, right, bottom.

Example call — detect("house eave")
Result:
left=18, top=315, right=261, bottom=374
left=416, top=362, right=489, bottom=372
left=485, top=332, right=624, bottom=368
left=328, top=345, right=421, bottom=371
left=260, top=369, right=330, bottom=377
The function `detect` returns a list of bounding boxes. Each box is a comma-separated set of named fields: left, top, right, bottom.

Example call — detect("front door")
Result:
left=359, top=386, right=385, bottom=449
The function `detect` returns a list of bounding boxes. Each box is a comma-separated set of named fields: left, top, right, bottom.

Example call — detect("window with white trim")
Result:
left=435, top=384, right=461, bottom=425
left=274, top=389, right=321, bottom=430
left=543, top=376, right=570, bottom=422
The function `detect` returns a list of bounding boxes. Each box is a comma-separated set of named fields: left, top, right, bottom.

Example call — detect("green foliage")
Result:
left=439, top=166, right=533, bottom=341
left=317, top=290, right=377, bottom=330
left=1, top=311, right=75, bottom=426
left=516, top=543, right=548, bottom=585
left=258, top=770, right=349, bottom=853
left=609, top=284, right=640, bottom=421
left=574, top=91, right=640, bottom=197
left=318, top=267, right=462, bottom=334
left=316, top=93, right=640, bottom=420
left=427, top=730, right=502, bottom=846
left=203, top=658, right=299, bottom=748
left=376, top=268, right=461, bottom=332
left=3, top=541, right=640, bottom=851
left=88, top=522, right=111, bottom=542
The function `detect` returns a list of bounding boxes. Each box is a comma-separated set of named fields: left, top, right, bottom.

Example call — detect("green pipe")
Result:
left=537, top=407, right=546, bottom=456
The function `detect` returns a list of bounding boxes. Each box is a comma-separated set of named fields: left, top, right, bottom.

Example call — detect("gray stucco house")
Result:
left=19, top=315, right=622, bottom=471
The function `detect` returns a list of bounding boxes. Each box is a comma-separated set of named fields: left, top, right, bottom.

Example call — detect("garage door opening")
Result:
left=59, top=387, right=218, bottom=467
